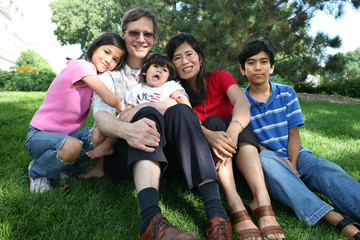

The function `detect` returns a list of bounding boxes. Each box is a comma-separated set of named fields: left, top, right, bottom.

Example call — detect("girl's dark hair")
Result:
left=141, top=53, right=176, bottom=82
left=165, top=32, right=207, bottom=107
left=85, top=32, right=127, bottom=70
left=238, top=39, right=274, bottom=70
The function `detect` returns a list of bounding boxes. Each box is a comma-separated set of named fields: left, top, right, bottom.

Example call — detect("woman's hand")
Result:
left=203, top=129, right=237, bottom=162
left=214, top=155, right=232, bottom=171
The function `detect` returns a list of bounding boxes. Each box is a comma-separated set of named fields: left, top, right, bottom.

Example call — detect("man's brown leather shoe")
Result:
left=138, top=213, right=198, bottom=240
left=206, top=217, right=233, bottom=240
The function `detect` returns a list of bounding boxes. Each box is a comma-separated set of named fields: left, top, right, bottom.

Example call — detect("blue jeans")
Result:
left=26, top=126, right=95, bottom=179
left=260, top=150, right=360, bottom=225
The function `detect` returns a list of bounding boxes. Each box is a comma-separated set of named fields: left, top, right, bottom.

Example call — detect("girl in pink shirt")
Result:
left=26, top=32, right=126, bottom=193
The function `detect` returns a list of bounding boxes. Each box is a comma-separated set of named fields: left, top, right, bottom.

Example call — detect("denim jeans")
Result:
left=26, top=126, right=95, bottom=179
left=260, top=150, right=360, bottom=225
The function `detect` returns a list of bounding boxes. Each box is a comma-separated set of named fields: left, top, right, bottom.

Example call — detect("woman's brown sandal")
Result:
left=230, top=210, right=262, bottom=239
left=251, top=205, right=284, bottom=239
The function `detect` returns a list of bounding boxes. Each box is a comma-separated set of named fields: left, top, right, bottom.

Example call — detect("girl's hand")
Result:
left=204, top=130, right=236, bottom=161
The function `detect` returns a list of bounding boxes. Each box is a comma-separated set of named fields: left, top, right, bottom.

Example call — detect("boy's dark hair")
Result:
left=121, top=7, right=158, bottom=37
left=238, top=39, right=274, bottom=70
left=141, top=53, right=176, bottom=82
left=85, top=32, right=127, bottom=70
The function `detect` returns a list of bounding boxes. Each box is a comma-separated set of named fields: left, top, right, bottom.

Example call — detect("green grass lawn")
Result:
left=0, top=91, right=359, bottom=240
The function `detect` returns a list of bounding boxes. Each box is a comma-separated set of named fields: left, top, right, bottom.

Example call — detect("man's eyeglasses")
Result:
left=125, top=30, right=155, bottom=40
left=172, top=51, right=197, bottom=64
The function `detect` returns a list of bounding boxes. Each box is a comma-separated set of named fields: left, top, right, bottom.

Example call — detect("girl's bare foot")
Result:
left=78, top=158, right=104, bottom=179
left=78, top=166, right=104, bottom=179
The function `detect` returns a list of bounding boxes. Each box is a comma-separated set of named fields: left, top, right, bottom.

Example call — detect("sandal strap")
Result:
left=252, top=205, right=275, bottom=220
left=336, top=217, right=358, bottom=231
left=230, top=210, right=251, bottom=224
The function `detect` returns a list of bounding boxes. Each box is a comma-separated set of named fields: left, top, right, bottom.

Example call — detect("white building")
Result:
left=0, top=0, right=81, bottom=74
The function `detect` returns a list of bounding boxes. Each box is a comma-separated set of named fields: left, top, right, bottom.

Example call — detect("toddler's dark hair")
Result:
left=141, top=53, right=176, bottom=82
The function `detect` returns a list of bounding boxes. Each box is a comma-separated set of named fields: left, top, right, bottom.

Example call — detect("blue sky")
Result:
left=309, top=3, right=360, bottom=55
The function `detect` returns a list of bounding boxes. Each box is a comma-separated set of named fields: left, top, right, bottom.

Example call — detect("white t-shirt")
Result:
left=126, top=80, right=187, bottom=106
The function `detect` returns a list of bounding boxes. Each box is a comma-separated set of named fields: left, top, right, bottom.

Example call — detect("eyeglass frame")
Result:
left=124, top=30, right=156, bottom=40
left=172, top=50, right=198, bottom=65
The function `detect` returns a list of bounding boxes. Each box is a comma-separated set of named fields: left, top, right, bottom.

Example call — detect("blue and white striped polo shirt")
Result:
left=244, top=81, right=311, bottom=159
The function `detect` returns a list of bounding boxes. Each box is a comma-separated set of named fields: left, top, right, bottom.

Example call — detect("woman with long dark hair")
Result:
left=166, top=33, right=285, bottom=240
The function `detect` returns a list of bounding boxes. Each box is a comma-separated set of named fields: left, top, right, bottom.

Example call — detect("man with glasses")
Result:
left=89, top=7, right=233, bottom=240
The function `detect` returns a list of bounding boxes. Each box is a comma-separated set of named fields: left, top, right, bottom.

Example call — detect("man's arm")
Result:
left=94, top=110, right=160, bottom=152
left=288, top=126, right=301, bottom=177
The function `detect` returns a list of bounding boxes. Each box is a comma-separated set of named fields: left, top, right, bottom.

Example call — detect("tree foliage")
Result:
left=322, top=47, right=360, bottom=83
left=13, top=49, right=54, bottom=72
left=49, top=0, right=358, bottom=83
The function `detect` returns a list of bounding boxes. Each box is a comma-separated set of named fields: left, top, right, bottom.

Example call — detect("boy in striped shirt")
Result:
left=239, top=39, right=360, bottom=239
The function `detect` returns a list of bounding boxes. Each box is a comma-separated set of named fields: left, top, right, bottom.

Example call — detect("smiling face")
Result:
left=172, top=42, right=200, bottom=85
left=91, top=45, right=124, bottom=73
left=144, top=64, right=170, bottom=88
left=121, top=17, right=157, bottom=67
left=240, top=51, right=274, bottom=85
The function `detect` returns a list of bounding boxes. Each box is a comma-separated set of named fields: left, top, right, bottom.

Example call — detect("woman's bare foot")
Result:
left=249, top=202, right=285, bottom=240
left=232, top=214, right=262, bottom=240
left=86, top=144, right=114, bottom=159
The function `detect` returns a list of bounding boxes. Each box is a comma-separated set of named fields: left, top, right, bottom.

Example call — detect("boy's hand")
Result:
left=278, top=156, right=301, bottom=178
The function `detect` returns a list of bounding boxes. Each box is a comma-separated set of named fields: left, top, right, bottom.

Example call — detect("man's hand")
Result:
left=123, top=118, right=160, bottom=152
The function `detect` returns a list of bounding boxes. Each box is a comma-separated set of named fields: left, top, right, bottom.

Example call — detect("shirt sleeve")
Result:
left=215, top=70, right=237, bottom=95
left=163, top=81, right=188, bottom=99
left=92, top=71, right=117, bottom=116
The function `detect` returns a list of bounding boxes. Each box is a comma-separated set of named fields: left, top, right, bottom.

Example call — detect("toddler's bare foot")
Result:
left=86, top=145, right=114, bottom=159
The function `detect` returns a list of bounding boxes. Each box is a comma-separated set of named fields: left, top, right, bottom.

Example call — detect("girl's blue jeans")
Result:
left=260, top=150, right=360, bottom=225
left=26, top=126, right=95, bottom=180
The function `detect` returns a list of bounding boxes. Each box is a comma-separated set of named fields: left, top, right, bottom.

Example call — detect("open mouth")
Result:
left=152, top=74, right=160, bottom=81
left=183, top=66, right=193, bottom=73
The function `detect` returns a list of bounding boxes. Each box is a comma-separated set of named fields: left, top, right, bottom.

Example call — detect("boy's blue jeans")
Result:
left=260, top=150, right=360, bottom=225
left=26, top=126, right=95, bottom=180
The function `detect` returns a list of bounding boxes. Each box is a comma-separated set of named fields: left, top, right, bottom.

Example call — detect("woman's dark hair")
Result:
left=141, top=53, right=176, bottom=82
left=85, top=32, right=127, bottom=71
left=238, top=39, right=275, bottom=70
left=165, top=32, right=207, bottom=106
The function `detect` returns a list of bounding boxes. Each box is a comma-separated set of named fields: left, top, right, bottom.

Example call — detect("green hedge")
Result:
left=0, top=69, right=55, bottom=91
left=294, top=77, right=360, bottom=98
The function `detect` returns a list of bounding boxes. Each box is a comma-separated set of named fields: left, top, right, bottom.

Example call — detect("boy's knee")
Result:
left=59, top=138, right=82, bottom=163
